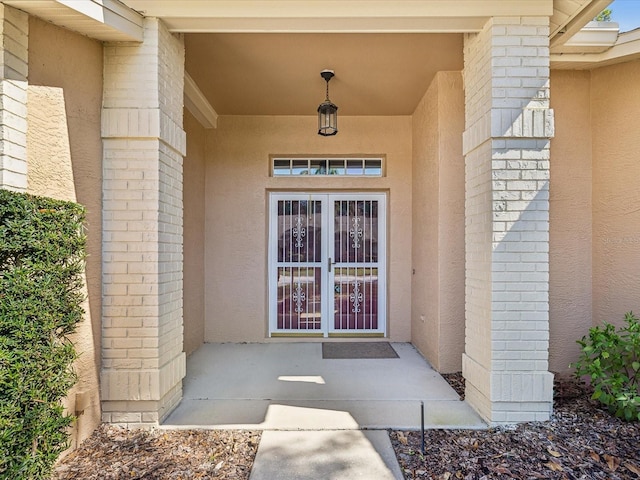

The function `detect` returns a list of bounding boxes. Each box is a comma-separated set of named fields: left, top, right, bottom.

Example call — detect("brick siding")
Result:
left=101, top=18, right=186, bottom=426
left=463, top=16, right=554, bottom=423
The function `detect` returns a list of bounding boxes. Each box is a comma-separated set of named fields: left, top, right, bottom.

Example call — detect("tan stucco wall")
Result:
left=412, top=72, right=440, bottom=364
left=411, top=72, right=465, bottom=372
left=549, top=60, right=640, bottom=373
left=205, top=115, right=412, bottom=342
left=26, top=17, right=103, bottom=448
left=549, top=70, right=593, bottom=374
left=591, top=59, right=640, bottom=327
left=183, top=110, right=207, bottom=355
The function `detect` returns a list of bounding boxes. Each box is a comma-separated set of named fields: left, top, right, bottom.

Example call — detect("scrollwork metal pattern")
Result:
left=350, top=216, right=363, bottom=249
left=292, top=215, right=306, bottom=248
left=292, top=283, right=306, bottom=313
left=350, top=280, right=363, bottom=313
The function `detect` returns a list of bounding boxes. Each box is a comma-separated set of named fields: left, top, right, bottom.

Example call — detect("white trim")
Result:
left=4, top=0, right=143, bottom=41
left=184, top=72, right=218, bottom=129
left=156, top=16, right=488, bottom=34
left=552, top=21, right=619, bottom=54
left=550, top=0, right=612, bottom=47
left=272, top=157, right=383, bottom=177
left=123, top=1, right=553, bottom=18
left=122, top=0, right=552, bottom=33
left=551, top=29, right=640, bottom=69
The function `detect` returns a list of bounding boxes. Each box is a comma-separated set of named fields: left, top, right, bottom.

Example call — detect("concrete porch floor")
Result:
left=162, top=342, right=486, bottom=430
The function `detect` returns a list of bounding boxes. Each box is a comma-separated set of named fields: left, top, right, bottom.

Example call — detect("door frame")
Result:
left=268, top=192, right=387, bottom=338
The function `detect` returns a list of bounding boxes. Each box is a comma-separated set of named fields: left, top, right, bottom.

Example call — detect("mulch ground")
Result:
left=51, top=429, right=260, bottom=480
left=392, top=374, right=640, bottom=479
left=51, top=375, right=640, bottom=480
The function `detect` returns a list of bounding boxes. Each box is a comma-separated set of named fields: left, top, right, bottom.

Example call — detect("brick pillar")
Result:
left=0, top=4, right=27, bottom=191
left=462, top=17, right=554, bottom=423
left=101, top=18, right=186, bottom=425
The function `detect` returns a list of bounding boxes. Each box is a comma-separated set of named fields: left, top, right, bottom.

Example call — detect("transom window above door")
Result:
left=272, top=157, right=383, bottom=177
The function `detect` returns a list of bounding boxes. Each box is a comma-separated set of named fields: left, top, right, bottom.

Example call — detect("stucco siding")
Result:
left=548, top=70, right=593, bottom=374
left=549, top=60, right=640, bottom=372
left=412, top=71, right=440, bottom=367
left=591, top=59, right=640, bottom=328
left=411, top=71, right=465, bottom=373
left=436, top=72, right=465, bottom=373
left=205, top=115, right=412, bottom=343
left=27, top=16, right=103, bottom=449
left=183, top=110, right=206, bottom=355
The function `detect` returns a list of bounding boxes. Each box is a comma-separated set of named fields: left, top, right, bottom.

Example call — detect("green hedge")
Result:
left=0, top=189, right=86, bottom=479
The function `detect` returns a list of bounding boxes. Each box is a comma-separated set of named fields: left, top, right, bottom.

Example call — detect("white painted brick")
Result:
left=505, top=25, right=540, bottom=36
left=102, top=17, right=185, bottom=424
left=464, top=15, right=552, bottom=424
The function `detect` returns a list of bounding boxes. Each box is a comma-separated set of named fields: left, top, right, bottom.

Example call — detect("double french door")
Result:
left=269, top=193, right=386, bottom=337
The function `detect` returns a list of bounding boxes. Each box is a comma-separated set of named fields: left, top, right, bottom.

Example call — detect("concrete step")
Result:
left=163, top=398, right=486, bottom=430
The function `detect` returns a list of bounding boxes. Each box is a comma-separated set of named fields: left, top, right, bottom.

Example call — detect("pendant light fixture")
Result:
left=317, top=69, right=338, bottom=136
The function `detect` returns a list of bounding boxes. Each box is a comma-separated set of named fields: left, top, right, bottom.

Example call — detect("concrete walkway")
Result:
left=163, top=342, right=486, bottom=479
left=249, top=430, right=403, bottom=480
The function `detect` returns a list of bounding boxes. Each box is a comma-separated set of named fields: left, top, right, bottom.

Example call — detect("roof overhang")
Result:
left=549, top=0, right=612, bottom=47
left=3, top=0, right=143, bottom=41
left=120, top=1, right=554, bottom=33
left=551, top=28, right=640, bottom=69
left=553, top=21, right=619, bottom=54
left=5, top=0, right=637, bottom=118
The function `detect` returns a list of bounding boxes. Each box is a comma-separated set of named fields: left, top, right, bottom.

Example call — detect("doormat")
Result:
left=322, top=342, right=399, bottom=359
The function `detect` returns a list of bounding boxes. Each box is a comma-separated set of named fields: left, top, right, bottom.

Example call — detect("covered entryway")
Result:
left=269, top=193, right=387, bottom=337
left=6, top=0, right=636, bottom=442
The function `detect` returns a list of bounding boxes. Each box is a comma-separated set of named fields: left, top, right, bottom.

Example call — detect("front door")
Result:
left=269, top=193, right=387, bottom=337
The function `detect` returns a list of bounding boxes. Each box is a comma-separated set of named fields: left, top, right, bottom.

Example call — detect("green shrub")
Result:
left=573, top=311, right=640, bottom=421
left=0, top=189, right=86, bottom=479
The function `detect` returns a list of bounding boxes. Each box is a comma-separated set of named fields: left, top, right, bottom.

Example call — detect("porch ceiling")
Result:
left=6, top=0, right=606, bottom=116
left=143, top=0, right=598, bottom=116
left=184, top=33, right=463, bottom=116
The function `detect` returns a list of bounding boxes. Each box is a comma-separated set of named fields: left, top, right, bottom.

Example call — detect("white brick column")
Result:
left=0, top=4, right=27, bottom=191
left=462, top=17, right=554, bottom=423
left=101, top=18, right=186, bottom=425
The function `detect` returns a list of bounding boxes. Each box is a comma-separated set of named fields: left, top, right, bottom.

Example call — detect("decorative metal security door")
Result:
left=269, top=193, right=386, bottom=337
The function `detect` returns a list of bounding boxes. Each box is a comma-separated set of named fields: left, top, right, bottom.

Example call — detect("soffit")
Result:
left=3, top=0, right=143, bottom=41
left=551, top=29, right=640, bottom=69
left=550, top=0, right=613, bottom=47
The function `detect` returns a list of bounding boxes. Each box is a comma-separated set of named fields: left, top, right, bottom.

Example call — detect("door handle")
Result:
left=328, top=257, right=334, bottom=272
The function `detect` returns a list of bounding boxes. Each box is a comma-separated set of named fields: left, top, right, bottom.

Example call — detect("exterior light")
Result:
left=318, top=69, right=338, bottom=136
